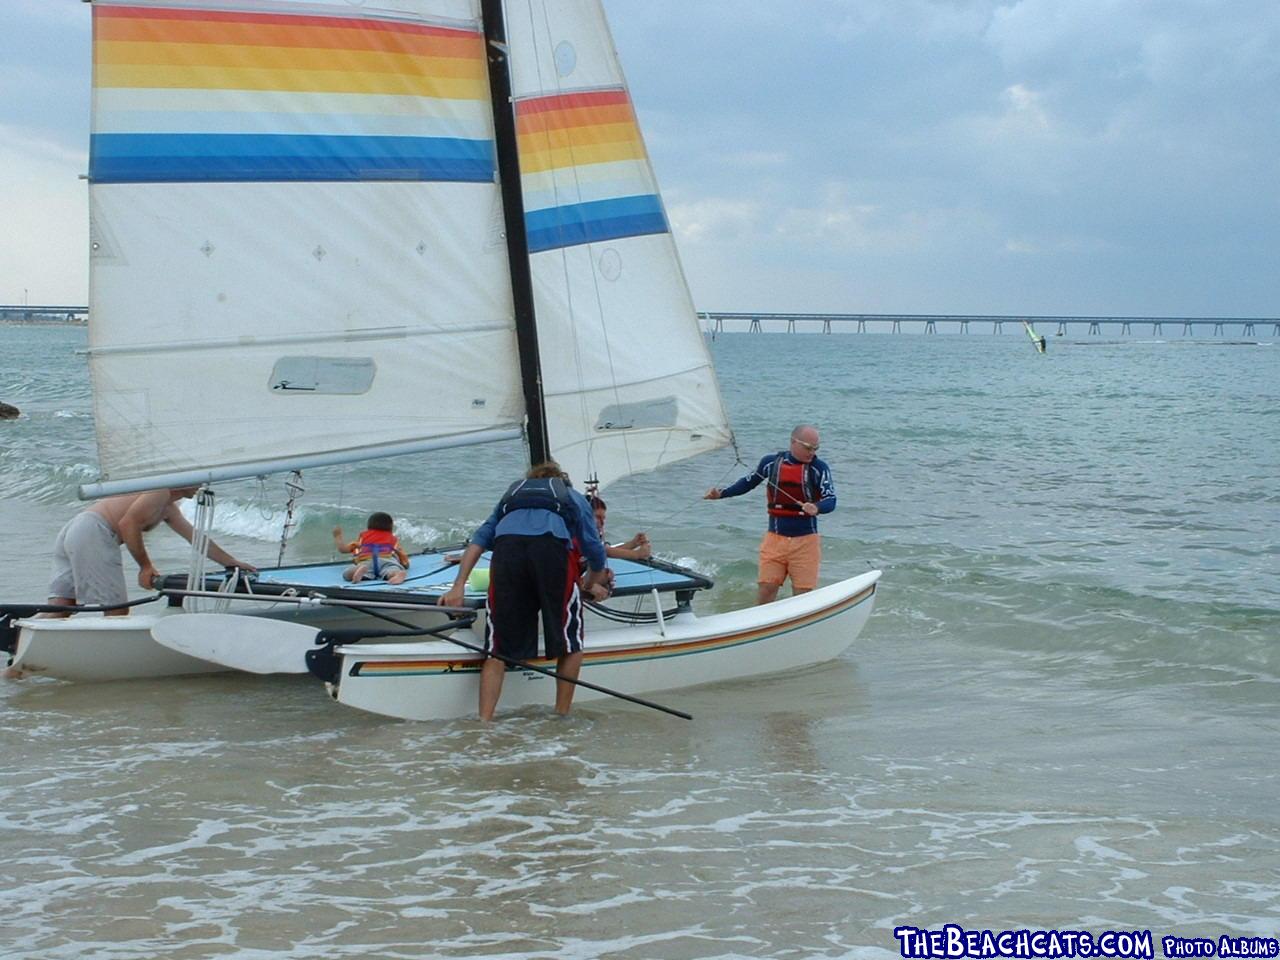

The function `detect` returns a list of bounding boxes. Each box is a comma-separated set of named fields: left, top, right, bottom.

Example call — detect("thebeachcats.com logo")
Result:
left=892, top=925, right=1280, bottom=960
left=1164, top=938, right=1280, bottom=959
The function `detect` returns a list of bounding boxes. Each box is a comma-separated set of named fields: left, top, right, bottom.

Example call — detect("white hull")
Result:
left=9, top=609, right=222, bottom=682
left=9, top=573, right=880, bottom=701
left=333, top=572, right=880, bottom=721
left=8, top=601, right=449, bottom=682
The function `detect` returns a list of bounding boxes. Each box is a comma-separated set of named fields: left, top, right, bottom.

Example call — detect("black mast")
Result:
left=481, top=0, right=550, bottom=466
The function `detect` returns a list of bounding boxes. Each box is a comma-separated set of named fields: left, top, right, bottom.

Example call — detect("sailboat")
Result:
left=3, top=0, right=880, bottom=717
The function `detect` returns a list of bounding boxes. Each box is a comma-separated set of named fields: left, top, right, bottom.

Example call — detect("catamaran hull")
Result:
left=8, top=610, right=223, bottom=682
left=332, top=573, right=879, bottom=721
left=8, top=602, right=448, bottom=682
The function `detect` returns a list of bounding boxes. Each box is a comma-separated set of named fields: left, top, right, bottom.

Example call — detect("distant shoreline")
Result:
left=0, top=318, right=86, bottom=327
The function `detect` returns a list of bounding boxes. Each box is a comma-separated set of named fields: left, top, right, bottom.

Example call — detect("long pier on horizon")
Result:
left=699, top=312, right=1280, bottom=336
left=4, top=306, right=1276, bottom=337
left=0, top=305, right=87, bottom=324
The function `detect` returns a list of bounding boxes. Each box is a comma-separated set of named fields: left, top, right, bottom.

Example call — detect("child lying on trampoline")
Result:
left=332, top=512, right=410, bottom=584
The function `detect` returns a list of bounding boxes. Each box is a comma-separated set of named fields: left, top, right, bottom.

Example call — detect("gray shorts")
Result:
left=48, top=512, right=127, bottom=607
left=352, top=558, right=405, bottom=580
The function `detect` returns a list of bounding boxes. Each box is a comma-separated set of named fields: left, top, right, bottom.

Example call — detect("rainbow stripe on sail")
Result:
left=516, top=89, right=668, bottom=253
left=90, top=3, right=494, bottom=184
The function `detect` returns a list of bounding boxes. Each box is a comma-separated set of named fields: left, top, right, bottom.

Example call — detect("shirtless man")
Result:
left=45, top=486, right=257, bottom=617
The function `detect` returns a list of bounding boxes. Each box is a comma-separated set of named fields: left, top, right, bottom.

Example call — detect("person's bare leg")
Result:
left=8, top=598, right=76, bottom=677
left=478, top=656, right=506, bottom=720
left=554, top=651, right=584, bottom=715
left=36, top=597, right=77, bottom=620
left=793, top=587, right=813, bottom=596
left=756, top=582, right=780, bottom=605
left=386, top=570, right=406, bottom=585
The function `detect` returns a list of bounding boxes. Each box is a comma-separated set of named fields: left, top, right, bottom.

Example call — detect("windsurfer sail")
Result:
left=1022, top=320, right=1047, bottom=354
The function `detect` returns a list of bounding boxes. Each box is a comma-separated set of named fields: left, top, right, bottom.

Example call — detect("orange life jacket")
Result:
left=355, top=529, right=401, bottom=569
left=765, top=456, right=811, bottom=517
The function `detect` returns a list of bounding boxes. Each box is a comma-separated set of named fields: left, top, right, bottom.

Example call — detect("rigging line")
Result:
left=276, top=470, right=304, bottom=568
left=634, top=455, right=812, bottom=533
left=590, top=460, right=745, bottom=537
left=255, top=476, right=272, bottom=521
left=333, top=462, right=348, bottom=562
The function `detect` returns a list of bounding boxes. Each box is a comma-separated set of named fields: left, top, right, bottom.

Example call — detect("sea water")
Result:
left=1, top=324, right=1277, bottom=959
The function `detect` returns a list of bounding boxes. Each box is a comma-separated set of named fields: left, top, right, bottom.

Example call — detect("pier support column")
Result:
left=924, top=320, right=936, bottom=334
left=1243, top=322, right=1255, bottom=335
left=1057, top=321, right=1066, bottom=335
left=960, top=320, right=969, bottom=334
left=993, top=320, right=1003, bottom=334
left=857, top=319, right=866, bottom=332
left=748, top=317, right=762, bottom=333
left=1089, top=321, right=1101, bottom=334
left=1121, top=321, right=1131, bottom=334
left=1152, top=322, right=1162, bottom=335
left=1183, top=321, right=1193, bottom=336
left=1213, top=322, right=1224, bottom=336
left=892, top=319, right=902, bottom=333
left=823, top=319, right=832, bottom=334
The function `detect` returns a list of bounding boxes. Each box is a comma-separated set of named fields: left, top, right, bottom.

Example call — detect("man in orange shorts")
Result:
left=704, top=424, right=836, bottom=604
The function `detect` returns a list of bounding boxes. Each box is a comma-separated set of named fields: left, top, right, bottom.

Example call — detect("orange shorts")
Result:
left=757, top=532, right=821, bottom=590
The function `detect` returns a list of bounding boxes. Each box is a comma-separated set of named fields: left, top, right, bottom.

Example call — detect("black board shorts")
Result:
left=485, top=533, right=584, bottom=661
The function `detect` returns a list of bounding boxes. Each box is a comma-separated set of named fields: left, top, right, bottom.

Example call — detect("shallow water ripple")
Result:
left=3, top=689, right=1278, bottom=957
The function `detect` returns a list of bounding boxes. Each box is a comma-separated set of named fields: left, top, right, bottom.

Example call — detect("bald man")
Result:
left=704, top=424, right=837, bottom=604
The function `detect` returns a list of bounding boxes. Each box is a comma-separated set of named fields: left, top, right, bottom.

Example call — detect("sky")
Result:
left=1, top=0, right=1277, bottom=316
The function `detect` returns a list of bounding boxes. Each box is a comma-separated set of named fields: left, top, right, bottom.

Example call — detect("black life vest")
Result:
left=498, top=477, right=573, bottom=518
left=765, top=455, right=811, bottom=517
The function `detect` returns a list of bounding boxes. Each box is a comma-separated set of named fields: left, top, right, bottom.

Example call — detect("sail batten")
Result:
left=83, top=320, right=515, bottom=358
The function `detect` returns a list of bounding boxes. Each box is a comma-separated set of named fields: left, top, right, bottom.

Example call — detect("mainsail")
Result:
left=82, top=0, right=730, bottom=497
left=85, top=0, right=524, bottom=493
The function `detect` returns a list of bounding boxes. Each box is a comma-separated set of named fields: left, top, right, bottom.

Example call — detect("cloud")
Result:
left=2, top=0, right=1278, bottom=316
left=0, top=2, right=90, bottom=149
left=624, top=0, right=1280, bottom=312
left=0, top=126, right=89, bottom=304
left=666, top=197, right=764, bottom=245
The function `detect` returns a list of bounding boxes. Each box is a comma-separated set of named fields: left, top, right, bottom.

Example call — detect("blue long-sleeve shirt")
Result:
left=470, top=486, right=607, bottom=572
left=719, top=451, right=837, bottom=536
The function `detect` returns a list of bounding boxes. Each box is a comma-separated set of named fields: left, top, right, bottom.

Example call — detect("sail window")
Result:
left=595, top=397, right=678, bottom=431
left=269, top=357, right=376, bottom=395
left=555, top=42, right=578, bottom=77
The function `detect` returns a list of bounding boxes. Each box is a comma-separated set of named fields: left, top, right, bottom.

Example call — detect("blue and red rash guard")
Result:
left=718, top=452, right=837, bottom=536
